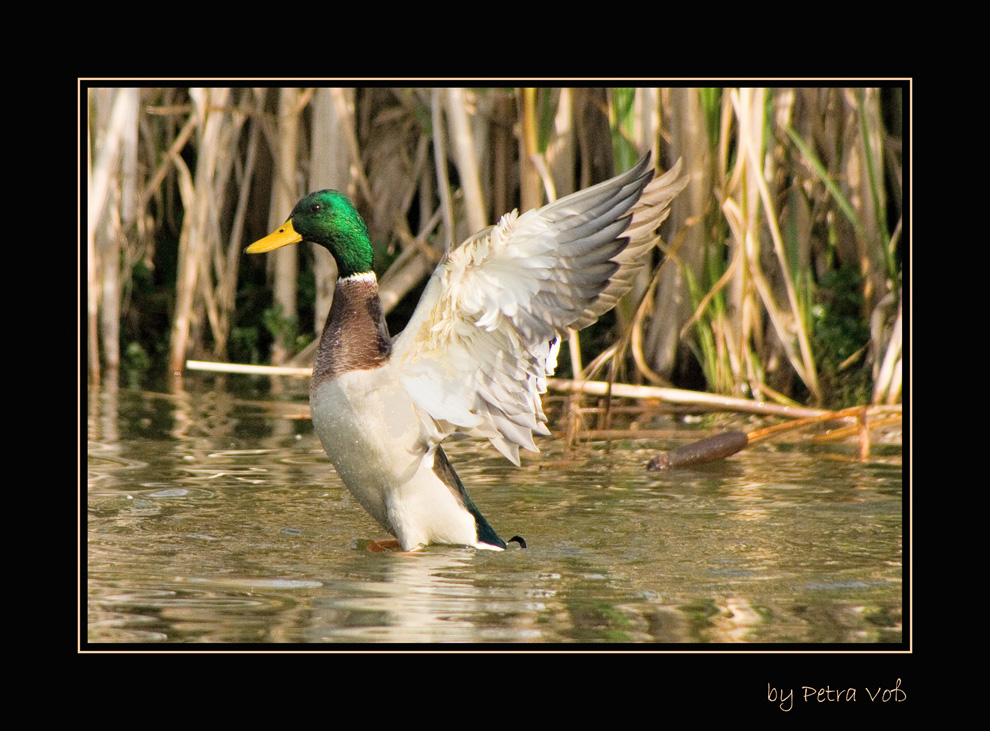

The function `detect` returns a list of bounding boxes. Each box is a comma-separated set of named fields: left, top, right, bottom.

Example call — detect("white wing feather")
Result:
left=392, top=155, right=686, bottom=464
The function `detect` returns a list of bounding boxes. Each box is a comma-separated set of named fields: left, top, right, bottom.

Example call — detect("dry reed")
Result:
left=86, top=85, right=905, bottom=424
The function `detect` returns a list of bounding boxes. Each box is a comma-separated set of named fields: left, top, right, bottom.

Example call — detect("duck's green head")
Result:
left=247, top=190, right=373, bottom=278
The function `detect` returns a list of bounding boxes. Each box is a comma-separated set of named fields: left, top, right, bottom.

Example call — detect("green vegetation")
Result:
left=87, top=86, right=904, bottom=410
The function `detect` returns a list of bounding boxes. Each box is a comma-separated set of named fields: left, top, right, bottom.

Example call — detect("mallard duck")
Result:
left=247, top=153, right=686, bottom=551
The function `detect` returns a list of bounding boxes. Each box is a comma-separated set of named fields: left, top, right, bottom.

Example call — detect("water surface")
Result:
left=85, top=379, right=903, bottom=646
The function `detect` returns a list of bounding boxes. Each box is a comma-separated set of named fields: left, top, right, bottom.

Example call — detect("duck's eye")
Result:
left=310, top=203, right=322, bottom=213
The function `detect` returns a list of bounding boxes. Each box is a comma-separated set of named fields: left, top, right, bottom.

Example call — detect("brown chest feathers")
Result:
left=311, top=275, right=392, bottom=386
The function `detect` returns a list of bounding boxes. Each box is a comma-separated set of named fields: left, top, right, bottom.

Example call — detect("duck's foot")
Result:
left=366, top=539, right=404, bottom=552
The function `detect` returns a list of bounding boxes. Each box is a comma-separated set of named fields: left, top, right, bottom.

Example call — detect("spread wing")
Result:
left=391, top=155, right=686, bottom=464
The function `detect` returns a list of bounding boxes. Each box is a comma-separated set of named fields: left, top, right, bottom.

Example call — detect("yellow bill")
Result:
left=246, top=219, right=303, bottom=253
